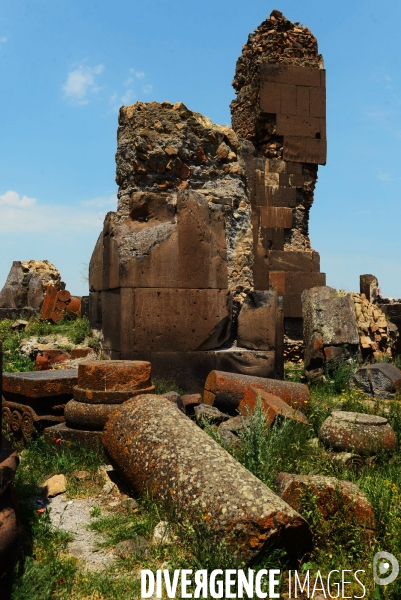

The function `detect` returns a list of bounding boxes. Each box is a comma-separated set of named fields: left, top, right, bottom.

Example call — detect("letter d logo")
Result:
left=373, top=552, right=399, bottom=585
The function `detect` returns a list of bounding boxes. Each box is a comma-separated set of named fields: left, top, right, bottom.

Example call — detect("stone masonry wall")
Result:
left=231, top=9, right=326, bottom=326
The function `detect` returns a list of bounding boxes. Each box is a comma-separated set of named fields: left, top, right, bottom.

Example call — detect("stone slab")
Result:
left=43, top=423, right=103, bottom=450
left=3, top=370, right=78, bottom=398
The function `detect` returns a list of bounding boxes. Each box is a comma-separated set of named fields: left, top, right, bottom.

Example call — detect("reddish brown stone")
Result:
left=239, top=388, right=308, bottom=426
left=203, top=370, right=309, bottom=415
left=43, top=422, right=103, bottom=450
left=35, top=349, right=70, bottom=371
left=319, top=411, right=398, bottom=456
left=77, top=360, right=152, bottom=392
left=65, top=400, right=119, bottom=430
left=269, top=271, right=286, bottom=293
left=73, top=385, right=155, bottom=405
left=181, top=393, right=203, bottom=409
left=3, top=369, right=78, bottom=398
left=70, top=348, right=94, bottom=359
left=132, top=289, right=232, bottom=352
left=237, top=291, right=278, bottom=351
left=102, top=395, right=312, bottom=563
left=275, top=473, right=375, bottom=531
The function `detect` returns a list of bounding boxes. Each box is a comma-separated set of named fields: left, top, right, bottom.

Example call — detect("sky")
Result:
left=0, top=0, right=400, bottom=297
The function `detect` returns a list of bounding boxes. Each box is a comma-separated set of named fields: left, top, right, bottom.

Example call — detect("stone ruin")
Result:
left=89, top=10, right=326, bottom=390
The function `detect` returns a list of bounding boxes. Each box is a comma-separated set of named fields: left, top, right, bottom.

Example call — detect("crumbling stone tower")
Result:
left=231, top=9, right=326, bottom=338
left=89, top=10, right=326, bottom=389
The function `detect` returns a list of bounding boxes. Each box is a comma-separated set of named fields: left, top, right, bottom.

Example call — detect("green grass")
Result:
left=9, top=358, right=401, bottom=599
left=0, top=316, right=94, bottom=372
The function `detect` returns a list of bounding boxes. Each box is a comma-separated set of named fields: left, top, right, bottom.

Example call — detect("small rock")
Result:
left=162, top=391, right=185, bottom=413
left=152, top=521, right=174, bottom=545
left=42, top=474, right=66, bottom=497
left=194, top=404, right=228, bottom=424
left=74, top=470, right=91, bottom=480
left=219, top=429, right=242, bottom=448
left=114, top=537, right=149, bottom=559
left=102, top=480, right=116, bottom=495
left=108, top=500, right=121, bottom=508
left=122, top=497, right=138, bottom=510
left=12, top=319, right=28, bottom=330
left=219, top=415, right=248, bottom=434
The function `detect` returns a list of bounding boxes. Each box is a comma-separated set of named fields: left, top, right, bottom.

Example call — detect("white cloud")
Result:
left=63, top=64, right=104, bottom=104
left=377, top=169, right=395, bottom=182
left=0, top=190, right=36, bottom=207
left=142, top=84, right=153, bottom=94
left=0, top=36, right=7, bottom=45
left=129, top=68, right=145, bottom=79
left=0, top=190, right=113, bottom=234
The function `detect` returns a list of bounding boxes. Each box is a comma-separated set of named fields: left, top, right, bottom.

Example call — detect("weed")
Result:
left=152, top=376, right=185, bottom=396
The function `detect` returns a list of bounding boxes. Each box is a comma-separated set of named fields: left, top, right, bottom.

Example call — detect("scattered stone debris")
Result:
left=350, top=363, right=401, bottom=399
left=114, top=537, right=148, bottom=559
left=42, top=473, right=67, bottom=497
left=102, top=394, right=312, bottom=563
left=245, top=387, right=309, bottom=426
left=203, top=370, right=310, bottom=414
left=351, top=292, right=398, bottom=361
left=275, top=472, right=375, bottom=535
left=152, top=521, right=175, bottom=546
left=319, top=411, right=398, bottom=455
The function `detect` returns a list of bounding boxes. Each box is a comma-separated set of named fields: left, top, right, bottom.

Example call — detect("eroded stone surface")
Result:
left=275, top=472, right=375, bottom=531
left=65, top=400, right=119, bottom=430
left=350, top=364, right=401, bottom=399
left=102, top=395, right=311, bottom=563
left=239, top=387, right=309, bottom=426
left=319, top=411, right=397, bottom=455
left=203, top=370, right=309, bottom=414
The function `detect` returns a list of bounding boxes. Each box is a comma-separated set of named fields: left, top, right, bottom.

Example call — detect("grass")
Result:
left=8, top=358, right=401, bottom=598
left=0, top=316, right=95, bottom=372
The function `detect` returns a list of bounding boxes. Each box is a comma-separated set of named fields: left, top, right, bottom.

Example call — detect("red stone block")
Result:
left=35, top=349, right=70, bottom=371
left=204, top=370, right=310, bottom=414
left=269, top=271, right=286, bottom=293
left=309, top=86, right=326, bottom=118
left=296, top=86, right=310, bottom=117
left=260, top=81, right=281, bottom=113
left=260, top=207, right=292, bottom=228
left=3, top=369, right=78, bottom=399
left=238, top=387, right=309, bottom=426
left=280, top=84, right=297, bottom=115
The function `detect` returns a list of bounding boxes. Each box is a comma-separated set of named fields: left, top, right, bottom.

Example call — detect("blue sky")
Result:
left=0, top=0, right=400, bottom=297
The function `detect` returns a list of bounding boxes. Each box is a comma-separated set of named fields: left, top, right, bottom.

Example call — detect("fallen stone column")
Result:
left=203, top=370, right=309, bottom=414
left=103, top=395, right=311, bottom=564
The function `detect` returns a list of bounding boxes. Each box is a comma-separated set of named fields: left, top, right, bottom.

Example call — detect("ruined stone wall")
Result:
left=231, top=9, right=326, bottom=325
left=90, top=102, right=283, bottom=391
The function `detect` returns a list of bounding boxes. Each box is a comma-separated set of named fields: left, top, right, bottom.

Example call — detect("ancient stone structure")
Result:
left=0, top=260, right=62, bottom=319
left=231, top=9, right=326, bottom=339
left=0, top=438, right=21, bottom=593
left=203, top=370, right=309, bottom=414
left=2, top=369, right=78, bottom=441
left=103, top=394, right=312, bottom=563
left=302, top=286, right=360, bottom=381
left=89, top=10, right=327, bottom=390
left=44, top=360, right=155, bottom=446
left=319, top=411, right=397, bottom=455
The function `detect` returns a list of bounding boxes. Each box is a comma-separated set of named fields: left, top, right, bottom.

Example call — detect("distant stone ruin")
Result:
left=89, top=10, right=327, bottom=390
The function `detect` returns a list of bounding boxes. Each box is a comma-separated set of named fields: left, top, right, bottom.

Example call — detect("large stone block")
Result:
left=204, top=370, right=309, bottom=415
left=102, top=395, right=312, bottom=563
left=3, top=370, right=78, bottom=399
left=132, top=288, right=232, bottom=352
left=237, top=291, right=279, bottom=351
left=350, top=364, right=401, bottom=399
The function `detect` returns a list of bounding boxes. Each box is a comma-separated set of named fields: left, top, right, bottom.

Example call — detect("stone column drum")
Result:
left=45, top=360, right=155, bottom=446
left=102, top=395, right=312, bottom=564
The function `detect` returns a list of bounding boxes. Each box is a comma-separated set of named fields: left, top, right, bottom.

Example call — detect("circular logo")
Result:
left=373, top=552, right=399, bottom=586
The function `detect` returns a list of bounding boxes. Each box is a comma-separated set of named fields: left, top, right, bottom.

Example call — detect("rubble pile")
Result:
left=351, top=292, right=398, bottom=360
